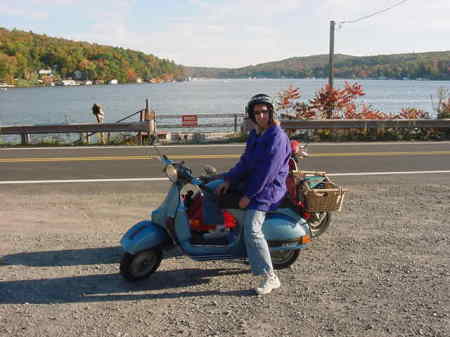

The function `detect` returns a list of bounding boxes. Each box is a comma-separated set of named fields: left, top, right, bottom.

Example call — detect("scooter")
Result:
left=119, top=142, right=332, bottom=281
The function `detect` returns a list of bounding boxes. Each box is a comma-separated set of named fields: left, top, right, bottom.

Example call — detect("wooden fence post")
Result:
left=145, top=98, right=156, bottom=144
left=138, top=109, right=144, bottom=145
left=21, top=133, right=30, bottom=145
left=80, top=132, right=90, bottom=144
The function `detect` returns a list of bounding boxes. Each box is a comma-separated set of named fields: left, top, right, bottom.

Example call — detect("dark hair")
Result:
left=245, top=93, right=274, bottom=124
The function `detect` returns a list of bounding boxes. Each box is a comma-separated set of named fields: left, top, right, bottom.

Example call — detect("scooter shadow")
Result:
left=1, top=246, right=123, bottom=267
left=0, top=268, right=253, bottom=305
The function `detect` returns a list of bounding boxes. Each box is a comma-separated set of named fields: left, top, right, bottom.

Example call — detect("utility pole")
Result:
left=328, top=20, right=335, bottom=90
left=327, top=20, right=336, bottom=118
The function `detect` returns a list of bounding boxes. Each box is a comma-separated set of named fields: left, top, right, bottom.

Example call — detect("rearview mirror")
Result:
left=202, top=165, right=217, bottom=176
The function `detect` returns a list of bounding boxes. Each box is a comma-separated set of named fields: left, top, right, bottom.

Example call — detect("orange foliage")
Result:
left=277, top=81, right=373, bottom=120
left=276, top=82, right=433, bottom=121
left=394, top=108, right=430, bottom=119
left=41, top=75, right=54, bottom=85
left=353, top=104, right=390, bottom=120
left=309, top=82, right=365, bottom=119
left=126, top=68, right=138, bottom=82
left=438, top=98, right=450, bottom=119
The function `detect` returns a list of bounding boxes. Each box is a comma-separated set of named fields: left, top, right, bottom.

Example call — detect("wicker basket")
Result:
left=301, top=173, right=347, bottom=212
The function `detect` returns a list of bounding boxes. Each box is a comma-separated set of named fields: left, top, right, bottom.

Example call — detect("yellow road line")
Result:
left=311, top=151, right=450, bottom=157
left=0, top=151, right=449, bottom=163
left=0, top=154, right=240, bottom=163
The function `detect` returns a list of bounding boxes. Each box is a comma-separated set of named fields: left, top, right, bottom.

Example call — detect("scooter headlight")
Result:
left=164, top=164, right=178, bottom=182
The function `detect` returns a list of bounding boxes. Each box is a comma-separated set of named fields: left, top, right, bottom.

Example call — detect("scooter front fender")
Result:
left=120, top=220, right=171, bottom=255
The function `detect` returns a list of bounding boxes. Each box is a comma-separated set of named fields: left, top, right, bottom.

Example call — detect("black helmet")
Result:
left=245, top=93, right=274, bottom=123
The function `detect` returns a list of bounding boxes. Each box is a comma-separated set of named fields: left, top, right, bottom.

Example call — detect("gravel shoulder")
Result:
left=0, top=175, right=449, bottom=337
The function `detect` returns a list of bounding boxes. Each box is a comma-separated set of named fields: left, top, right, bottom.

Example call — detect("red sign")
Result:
left=182, top=115, right=198, bottom=127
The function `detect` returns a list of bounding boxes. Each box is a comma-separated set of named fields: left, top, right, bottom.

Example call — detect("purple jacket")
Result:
left=224, top=125, right=291, bottom=212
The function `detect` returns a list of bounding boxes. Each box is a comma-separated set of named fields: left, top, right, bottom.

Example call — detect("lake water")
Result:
left=1, top=78, right=449, bottom=129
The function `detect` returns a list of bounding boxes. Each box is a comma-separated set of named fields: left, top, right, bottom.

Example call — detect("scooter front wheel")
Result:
left=120, top=249, right=162, bottom=281
left=271, top=249, right=300, bottom=269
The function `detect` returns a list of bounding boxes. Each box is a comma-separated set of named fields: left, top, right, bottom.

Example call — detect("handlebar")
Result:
left=159, top=154, right=215, bottom=193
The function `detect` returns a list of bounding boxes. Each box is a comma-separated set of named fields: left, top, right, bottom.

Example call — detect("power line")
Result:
left=339, top=0, right=410, bottom=25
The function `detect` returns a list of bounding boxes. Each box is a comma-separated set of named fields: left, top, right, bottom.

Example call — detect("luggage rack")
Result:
left=291, top=170, right=348, bottom=212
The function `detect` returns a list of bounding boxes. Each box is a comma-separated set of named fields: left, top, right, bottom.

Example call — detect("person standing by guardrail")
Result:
left=92, top=103, right=105, bottom=143
left=92, top=103, right=105, bottom=123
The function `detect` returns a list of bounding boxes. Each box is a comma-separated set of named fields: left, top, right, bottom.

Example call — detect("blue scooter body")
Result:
left=120, top=182, right=310, bottom=261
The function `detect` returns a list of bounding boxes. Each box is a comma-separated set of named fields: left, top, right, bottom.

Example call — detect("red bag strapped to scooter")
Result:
left=184, top=190, right=237, bottom=232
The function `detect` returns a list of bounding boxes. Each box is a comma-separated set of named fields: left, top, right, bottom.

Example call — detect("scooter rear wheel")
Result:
left=271, top=249, right=300, bottom=269
left=308, top=212, right=332, bottom=238
left=120, top=249, right=162, bottom=281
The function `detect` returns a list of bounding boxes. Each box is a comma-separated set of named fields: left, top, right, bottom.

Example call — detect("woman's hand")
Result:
left=239, top=196, right=251, bottom=209
left=215, top=181, right=230, bottom=196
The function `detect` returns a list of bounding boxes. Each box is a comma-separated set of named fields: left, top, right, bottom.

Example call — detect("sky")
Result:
left=1, top=0, right=449, bottom=68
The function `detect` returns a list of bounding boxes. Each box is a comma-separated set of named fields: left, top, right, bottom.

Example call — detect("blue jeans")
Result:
left=243, top=209, right=274, bottom=276
left=202, top=179, right=274, bottom=276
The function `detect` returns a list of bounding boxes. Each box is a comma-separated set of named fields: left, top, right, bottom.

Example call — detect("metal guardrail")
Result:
left=0, top=122, right=149, bottom=134
left=280, top=119, right=450, bottom=129
left=157, top=113, right=243, bottom=119
left=154, top=115, right=450, bottom=130
left=0, top=122, right=151, bottom=145
left=1, top=119, right=449, bottom=145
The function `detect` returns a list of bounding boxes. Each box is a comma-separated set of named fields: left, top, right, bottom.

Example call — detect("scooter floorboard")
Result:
left=190, top=232, right=229, bottom=246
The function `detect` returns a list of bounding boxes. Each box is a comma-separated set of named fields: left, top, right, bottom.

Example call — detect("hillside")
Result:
left=185, top=52, right=450, bottom=80
left=1, top=26, right=449, bottom=84
left=0, top=27, right=185, bottom=85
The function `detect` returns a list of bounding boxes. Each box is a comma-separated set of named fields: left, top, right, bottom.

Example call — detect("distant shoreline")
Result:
left=2, top=77, right=449, bottom=90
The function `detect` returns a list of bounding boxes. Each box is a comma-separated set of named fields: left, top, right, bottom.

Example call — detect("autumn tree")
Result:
left=0, top=27, right=185, bottom=83
left=276, top=82, right=386, bottom=120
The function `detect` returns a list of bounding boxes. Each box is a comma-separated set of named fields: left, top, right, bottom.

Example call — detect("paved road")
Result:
left=1, top=142, right=449, bottom=193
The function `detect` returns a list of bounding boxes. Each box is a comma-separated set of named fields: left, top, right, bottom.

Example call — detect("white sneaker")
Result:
left=256, top=273, right=281, bottom=295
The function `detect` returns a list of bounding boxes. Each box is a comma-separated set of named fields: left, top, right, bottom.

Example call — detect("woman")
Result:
left=203, top=93, right=291, bottom=295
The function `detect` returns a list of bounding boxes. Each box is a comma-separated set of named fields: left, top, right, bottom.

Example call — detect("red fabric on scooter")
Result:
left=286, top=174, right=297, bottom=203
left=286, top=144, right=311, bottom=219
left=187, top=192, right=237, bottom=231
left=187, top=193, right=215, bottom=232
left=223, top=211, right=237, bottom=229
